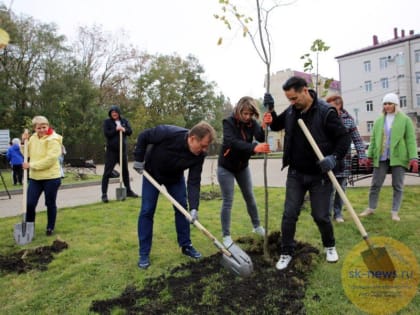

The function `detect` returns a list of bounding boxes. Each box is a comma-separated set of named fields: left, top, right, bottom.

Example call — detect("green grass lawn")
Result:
left=0, top=184, right=419, bottom=314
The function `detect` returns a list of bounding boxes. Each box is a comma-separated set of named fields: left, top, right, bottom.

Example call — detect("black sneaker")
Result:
left=102, top=194, right=108, bottom=203
left=126, top=191, right=139, bottom=198
left=46, top=229, right=53, bottom=236
left=138, top=255, right=150, bottom=269
left=182, top=245, right=202, bottom=259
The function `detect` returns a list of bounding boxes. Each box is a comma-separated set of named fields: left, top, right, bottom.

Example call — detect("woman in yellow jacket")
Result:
left=359, top=93, right=418, bottom=221
left=22, top=116, right=62, bottom=236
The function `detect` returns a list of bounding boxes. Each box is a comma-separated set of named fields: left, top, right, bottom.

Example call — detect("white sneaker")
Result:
left=223, top=236, right=233, bottom=248
left=252, top=226, right=265, bottom=236
left=275, top=255, right=292, bottom=270
left=391, top=212, right=400, bottom=221
left=325, top=247, right=339, bottom=263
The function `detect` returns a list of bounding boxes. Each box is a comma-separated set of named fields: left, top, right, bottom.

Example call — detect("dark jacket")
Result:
left=134, top=125, right=207, bottom=210
left=103, top=105, right=133, bottom=152
left=269, top=90, right=350, bottom=175
left=218, top=114, right=265, bottom=172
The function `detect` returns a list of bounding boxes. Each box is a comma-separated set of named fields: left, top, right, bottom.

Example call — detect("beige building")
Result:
left=336, top=28, right=420, bottom=143
left=266, top=69, right=341, bottom=151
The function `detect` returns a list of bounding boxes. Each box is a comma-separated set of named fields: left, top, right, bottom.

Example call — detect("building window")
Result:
left=364, top=81, right=372, bottom=92
left=364, top=61, right=371, bottom=72
left=367, top=121, right=374, bottom=132
left=366, top=101, right=373, bottom=112
left=380, top=78, right=389, bottom=89
left=415, top=50, right=420, bottom=63
left=400, top=96, right=407, bottom=108
left=416, top=72, right=420, bottom=84
left=379, top=57, right=389, bottom=70
left=416, top=94, right=420, bottom=107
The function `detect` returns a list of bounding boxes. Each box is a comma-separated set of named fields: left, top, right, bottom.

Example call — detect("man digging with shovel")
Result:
left=133, top=122, right=216, bottom=269
left=264, top=76, right=351, bottom=270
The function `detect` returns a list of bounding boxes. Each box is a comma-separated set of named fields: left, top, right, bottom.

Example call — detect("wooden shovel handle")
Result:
left=297, top=119, right=369, bottom=239
left=142, top=170, right=231, bottom=256
left=22, top=130, right=29, bottom=217
left=119, top=130, right=123, bottom=184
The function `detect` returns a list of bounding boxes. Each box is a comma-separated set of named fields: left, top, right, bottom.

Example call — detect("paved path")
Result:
left=1, top=159, right=420, bottom=218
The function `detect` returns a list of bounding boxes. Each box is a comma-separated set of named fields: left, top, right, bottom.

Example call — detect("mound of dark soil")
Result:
left=0, top=239, right=68, bottom=274
left=91, top=232, right=319, bottom=315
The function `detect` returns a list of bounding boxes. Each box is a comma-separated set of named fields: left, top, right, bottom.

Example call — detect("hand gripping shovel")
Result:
left=298, top=119, right=395, bottom=277
left=143, top=170, right=254, bottom=277
left=116, top=130, right=126, bottom=201
left=14, top=132, right=35, bottom=245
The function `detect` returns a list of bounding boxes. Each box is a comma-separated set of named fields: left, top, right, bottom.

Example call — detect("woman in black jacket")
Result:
left=217, top=96, right=271, bottom=247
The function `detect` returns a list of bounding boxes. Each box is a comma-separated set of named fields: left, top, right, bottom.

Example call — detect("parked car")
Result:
left=350, top=142, right=420, bottom=181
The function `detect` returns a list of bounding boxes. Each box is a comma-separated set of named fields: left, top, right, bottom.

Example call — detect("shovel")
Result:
left=116, top=130, right=126, bottom=201
left=298, top=119, right=395, bottom=276
left=142, top=170, right=254, bottom=277
left=14, top=131, right=35, bottom=245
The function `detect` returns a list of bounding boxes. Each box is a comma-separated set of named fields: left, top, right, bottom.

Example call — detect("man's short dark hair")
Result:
left=282, top=76, right=308, bottom=92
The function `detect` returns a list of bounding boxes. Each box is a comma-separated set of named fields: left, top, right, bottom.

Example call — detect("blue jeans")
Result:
left=138, top=176, right=191, bottom=257
left=26, top=178, right=61, bottom=231
left=281, top=168, right=335, bottom=255
left=369, top=160, right=405, bottom=212
left=330, top=177, right=347, bottom=219
left=217, top=166, right=261, bottom=237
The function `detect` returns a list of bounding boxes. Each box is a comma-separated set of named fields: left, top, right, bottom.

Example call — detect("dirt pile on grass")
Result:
left=0, top=239, right=68, bottom=273
left=91, top=232, right=319, bottom=315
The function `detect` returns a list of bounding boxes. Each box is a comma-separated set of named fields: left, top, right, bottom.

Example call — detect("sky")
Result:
left=4, top=0, right=420, bottom=103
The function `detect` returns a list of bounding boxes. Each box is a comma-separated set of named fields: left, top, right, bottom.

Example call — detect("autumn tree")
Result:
left=132, top=53, right=224, bottom=139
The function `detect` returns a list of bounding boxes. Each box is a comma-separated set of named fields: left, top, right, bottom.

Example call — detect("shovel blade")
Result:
left=220, top=243, right=253, bottom=277
left=116, top=187, right=126, bottom=201
left=13, top=222, right=35, bottom=245
left=361, top=246, right=396, bottom=281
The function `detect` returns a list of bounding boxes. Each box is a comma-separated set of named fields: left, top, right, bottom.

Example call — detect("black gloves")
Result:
left=318, top=155, right=336, bottom=173
left=263, top=93, right=275, bottom=111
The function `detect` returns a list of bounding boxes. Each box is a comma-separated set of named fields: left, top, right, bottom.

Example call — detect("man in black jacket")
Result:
left=133, top=121, right=216, bottom=269
left=101, top=105, right=138, bottom=202
left=263, top=76, right=351, bottom=270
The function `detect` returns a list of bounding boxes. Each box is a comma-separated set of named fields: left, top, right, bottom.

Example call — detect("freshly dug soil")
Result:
left=91, top=232, right=319, bottom=315
left=0, top=239, right=68, bottom=273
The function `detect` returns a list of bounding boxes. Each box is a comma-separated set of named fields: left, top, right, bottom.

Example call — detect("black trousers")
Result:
left=101, top=149, right=132, bottom=195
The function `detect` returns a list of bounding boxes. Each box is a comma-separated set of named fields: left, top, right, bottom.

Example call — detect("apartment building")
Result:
left=336, top=28, right=420, bottom=143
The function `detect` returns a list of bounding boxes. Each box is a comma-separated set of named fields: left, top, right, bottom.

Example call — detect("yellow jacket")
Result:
left=28, top=131, right=62, bottom=180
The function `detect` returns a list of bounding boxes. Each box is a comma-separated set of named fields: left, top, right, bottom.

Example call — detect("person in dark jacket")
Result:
left=101, top=105, right=138, bottom=202
left=6, top=138, right=24, bottom=185
left=263, top=76, right=351, bottom=270
left=218, top=96, right=270, bottom=247
left=133, top=121, right=216, bottom=269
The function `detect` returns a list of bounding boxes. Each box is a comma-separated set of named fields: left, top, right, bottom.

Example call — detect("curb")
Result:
left=0, top=178, right=120, bottom=197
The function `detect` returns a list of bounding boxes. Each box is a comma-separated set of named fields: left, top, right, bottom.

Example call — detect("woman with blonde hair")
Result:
left=22, top=115, right=62, bottom=235
left=359, top=93, right=418, bottom=221
left=217, top=96, right=271, bottom=247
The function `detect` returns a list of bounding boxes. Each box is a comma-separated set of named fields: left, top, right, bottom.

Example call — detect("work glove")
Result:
left=262, top=112, right=272, bottom=129
left=408, top=159, right=419, bottom=173
left=263, top=93, right=275, bottom=111
left=254, top=143, right=270, bottom=154
left=133, top=161, right=145, bottom=174
left=358, top=158, right=369, bottom=167
left=189, top=209, right=198, bottom=223
left=318, top=155, right=336, bottom=173
left=365, top=158, right=373, bottom=170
